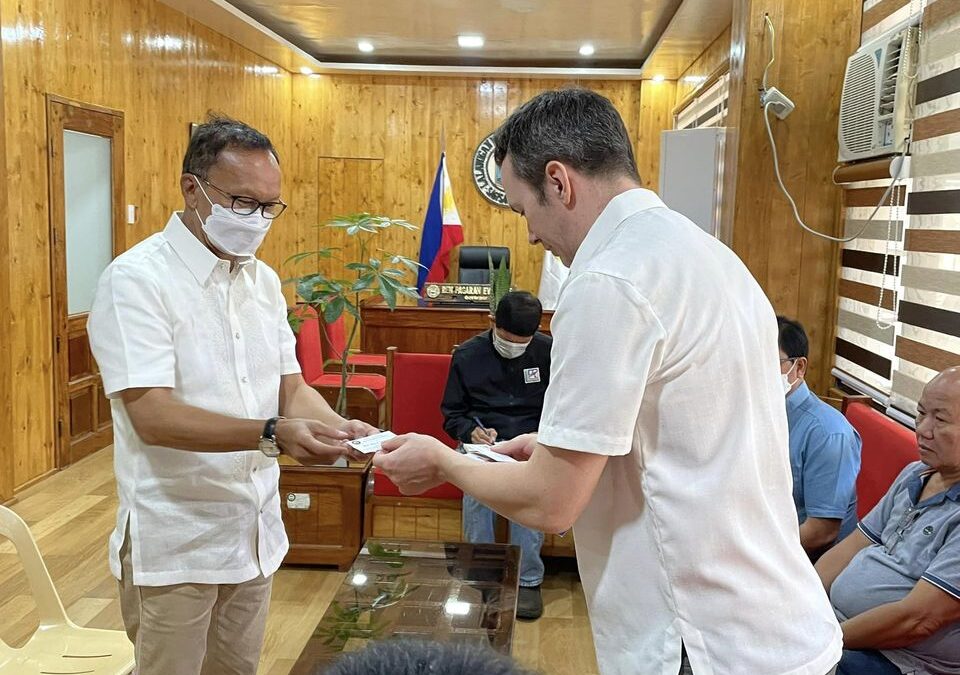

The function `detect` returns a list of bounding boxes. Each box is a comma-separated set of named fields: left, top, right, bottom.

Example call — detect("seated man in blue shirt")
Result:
left=441, top=291, right=551, bottom=620
left=816, top=366, right=960, bottom=675
left=779, top=316, right=862, bottom=558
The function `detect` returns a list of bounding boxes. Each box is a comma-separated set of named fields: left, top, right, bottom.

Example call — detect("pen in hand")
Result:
left=471, top=416, right=496, bottom=445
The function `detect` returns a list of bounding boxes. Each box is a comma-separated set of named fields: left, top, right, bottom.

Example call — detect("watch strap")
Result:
left=262, top=416, right=284, bottom=443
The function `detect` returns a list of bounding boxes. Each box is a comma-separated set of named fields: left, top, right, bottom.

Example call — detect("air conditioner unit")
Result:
left=837, top=25, right=919, bottom=163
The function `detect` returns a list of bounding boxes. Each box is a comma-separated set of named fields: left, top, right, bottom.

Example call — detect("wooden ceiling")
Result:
left=159, top=0, right=731, bottom=78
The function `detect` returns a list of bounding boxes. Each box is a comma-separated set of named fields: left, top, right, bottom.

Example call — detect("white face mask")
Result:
left=781, top=360, right=798, bottom=396
left=492, top=330, right=531, bottom=359
left=193, top=177, right=271, bottom=257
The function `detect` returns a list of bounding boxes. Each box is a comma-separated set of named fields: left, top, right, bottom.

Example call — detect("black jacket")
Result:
left=441, top=330, right=552, bottom=443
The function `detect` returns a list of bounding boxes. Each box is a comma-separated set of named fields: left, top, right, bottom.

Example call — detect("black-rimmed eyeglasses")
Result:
left=199, top=177, right=287, bottom=219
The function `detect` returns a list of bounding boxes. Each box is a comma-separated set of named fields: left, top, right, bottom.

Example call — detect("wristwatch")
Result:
left=259, top=416, right=285, bottom=458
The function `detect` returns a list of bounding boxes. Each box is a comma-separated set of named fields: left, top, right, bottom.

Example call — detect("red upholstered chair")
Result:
left=291, top=306, right=386, bottom=426
left=322, top=316, right=387, bottom=374
left=842, top=397, right=920, bottom=518
left=378, top=346, right=460, bottom=498
left=364, top=347, right=464, bottom=542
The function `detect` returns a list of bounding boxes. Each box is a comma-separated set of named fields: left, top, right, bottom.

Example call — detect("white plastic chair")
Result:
left=0, top=506, right=134, bottom=674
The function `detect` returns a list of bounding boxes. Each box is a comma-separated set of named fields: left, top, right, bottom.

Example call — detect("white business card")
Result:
left=346, top=430, right=397, bottom=454
left=462, top=443, right=519, bottom=463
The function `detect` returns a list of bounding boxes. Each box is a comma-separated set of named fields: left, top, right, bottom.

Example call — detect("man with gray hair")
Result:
left=375, top=89, right=842, bottom=675
left=88, top=114, right=376, bottom=674
left=817, top=367, right=960, bottom=675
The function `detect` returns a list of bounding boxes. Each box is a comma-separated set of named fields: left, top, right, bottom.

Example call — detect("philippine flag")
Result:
left=417, top=153, right=464, bottom=291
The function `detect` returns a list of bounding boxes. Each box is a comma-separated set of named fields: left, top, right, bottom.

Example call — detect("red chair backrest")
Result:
left=845, top=402, right=919, bottom=518
left=291, top=306, right=325, bottom=383
left=389, top=351, right=457, bottom=448
left=323, top=316, right=348, bottom=361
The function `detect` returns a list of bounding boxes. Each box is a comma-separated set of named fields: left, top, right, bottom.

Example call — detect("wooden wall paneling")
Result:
left=637, top=80, right=678, bottom=192
left=0, top=0, right=12, bottom=503
left=2, top=0, right=293, bottom=490
left=291, top=75, right=651, bottom=309
left=724, top=0, right=862, bottom=395
left=676, top=27, right=733, bottom=104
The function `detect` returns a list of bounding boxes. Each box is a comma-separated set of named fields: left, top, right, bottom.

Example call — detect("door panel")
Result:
left=47, top=96, right=124, bottom=467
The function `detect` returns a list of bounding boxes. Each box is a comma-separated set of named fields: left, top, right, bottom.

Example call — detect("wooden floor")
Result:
left=0, top=448, right=598, bottom=674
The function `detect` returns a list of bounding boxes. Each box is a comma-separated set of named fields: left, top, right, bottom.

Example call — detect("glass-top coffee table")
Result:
left=289, top=539, right=520, bottom=674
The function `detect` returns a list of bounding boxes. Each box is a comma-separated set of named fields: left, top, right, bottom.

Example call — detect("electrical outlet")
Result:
left=760, top=86, right=795, bottom=119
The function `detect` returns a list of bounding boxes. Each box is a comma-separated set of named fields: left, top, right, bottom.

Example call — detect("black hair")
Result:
left=495, top=291, right=543, bottom=337
left=320, top=639, right=535, bottom=675
left=493, top=88, right=640, bottom=202
left=777, top=315, right=809, bottom=360
left=182, top=113, right=278, bottom=179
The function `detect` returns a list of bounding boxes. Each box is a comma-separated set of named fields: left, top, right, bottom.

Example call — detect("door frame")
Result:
left=46, top=94, right=125, bottom=468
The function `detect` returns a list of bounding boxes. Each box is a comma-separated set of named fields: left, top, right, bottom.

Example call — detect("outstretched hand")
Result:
left=491, top=433, right=538, bottom=461
left=374, top=433, right=453, bottom=495
left=276, top=418, right=352, bottom=464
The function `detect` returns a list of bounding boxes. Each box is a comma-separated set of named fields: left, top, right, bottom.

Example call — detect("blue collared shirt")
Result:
left=831, top=462, right=960, bottom=674
left=786, top=381, right=862, bottom=541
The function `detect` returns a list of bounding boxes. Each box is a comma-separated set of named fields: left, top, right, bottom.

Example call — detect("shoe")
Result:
left=516, top=585, right=543, bottom=620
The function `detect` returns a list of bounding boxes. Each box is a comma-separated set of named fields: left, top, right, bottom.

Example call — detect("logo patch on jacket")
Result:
left=523, top=367, right=541, bottom=384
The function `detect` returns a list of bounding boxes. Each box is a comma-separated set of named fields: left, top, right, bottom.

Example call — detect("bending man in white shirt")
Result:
left=374, top=89, right=842, bottom=675
left=88, top=115, right=377, bottom=675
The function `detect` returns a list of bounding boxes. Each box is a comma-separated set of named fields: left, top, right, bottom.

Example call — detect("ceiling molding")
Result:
left=640, top=0, right=733, bottom=79
left=160, top=0, right=730, bottom=81
left=309, top=62, right=645, bottom=79
left=158, top=0, right=322, bottom=72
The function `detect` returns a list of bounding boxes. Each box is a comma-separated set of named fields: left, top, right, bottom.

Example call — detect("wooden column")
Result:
left=723, top=0, right=862, bottom=394
left=0, top=0, right=13, bottom=503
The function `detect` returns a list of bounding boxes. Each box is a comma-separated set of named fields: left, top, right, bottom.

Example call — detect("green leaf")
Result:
left=296, top=276, right=319, bottom=302
left=344, top=262, right=369, bottom=271
left=396, top=285, right=420, bottom=300
left=377, top=276, right=398, bottom=307
left=382, top=268, right=405, bottom=279
left=399, top=257, right=425, bottom=274
left=351, top=276, right=376, bottom=292
left=287, top=313, right=304, bottom=333
left=284, top=248, right=338, bottom=265
left=323, top=296, right=345, bottom=324
left=344, top=302, right=361, bottom=321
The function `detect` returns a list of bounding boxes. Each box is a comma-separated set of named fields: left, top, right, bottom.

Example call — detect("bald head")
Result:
left=923, top=367, right=960, bottom=410
left=916, top=366, right=960, bottom=473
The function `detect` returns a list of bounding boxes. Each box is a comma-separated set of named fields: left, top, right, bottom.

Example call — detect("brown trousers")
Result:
left=118, top=533, right=272, bottom=675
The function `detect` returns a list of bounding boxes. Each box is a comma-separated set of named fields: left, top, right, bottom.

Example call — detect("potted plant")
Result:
left=287, top=213, right=421, bottom=415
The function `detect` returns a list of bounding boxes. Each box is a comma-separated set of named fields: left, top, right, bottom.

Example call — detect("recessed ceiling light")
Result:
left=652, top=74, right=666, bottom=83
left=683, top=75, right=707, bottom=84
left=457, top=34, right=485, bottom=49
left=357, top=40, right=374, bottom=53
left=299, top=66, right=314, bottom=75
left=579, top=43, right=595, bottom=57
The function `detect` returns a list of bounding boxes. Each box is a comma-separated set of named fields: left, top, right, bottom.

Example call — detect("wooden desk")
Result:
left=361, top=299, right=553, bottom=354
left=279, top=457, right=372, bottom=570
